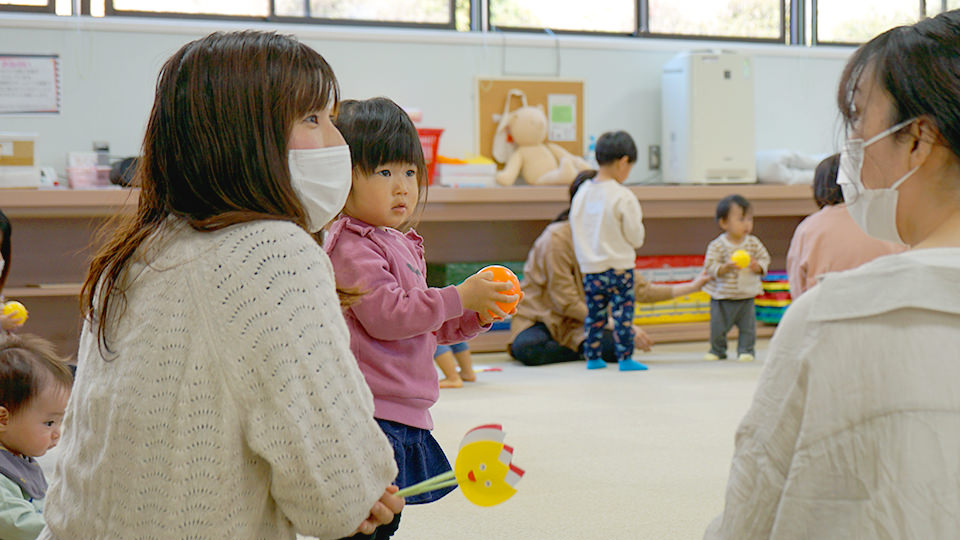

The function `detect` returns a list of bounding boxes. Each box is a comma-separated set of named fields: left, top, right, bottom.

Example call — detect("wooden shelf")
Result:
left=5, top=284, right=82, bottom=298
left=4, top=184, right=807, bottom=353
left=1, top=184, right=815, bottom=220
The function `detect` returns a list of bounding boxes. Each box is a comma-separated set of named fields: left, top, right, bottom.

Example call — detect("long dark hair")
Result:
left=813, top=153, right=843, bottom=208
left=82, top=31, right=340, bottom=350
left=553, top=170, right=596, bottom=223
left=334, top=97, right=429, bottom=231
left=838, top=10, right=960, bottom=158
left=0, top=209, right=9, bottom=292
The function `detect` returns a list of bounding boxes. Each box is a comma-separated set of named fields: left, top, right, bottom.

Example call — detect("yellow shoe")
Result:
left=704, top=353, right=723, bottom=361
left=738, top=353, right=755, bottom=363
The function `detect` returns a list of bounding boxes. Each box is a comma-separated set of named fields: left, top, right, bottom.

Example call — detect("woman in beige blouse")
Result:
left=508, top=172, right=709, bottom=366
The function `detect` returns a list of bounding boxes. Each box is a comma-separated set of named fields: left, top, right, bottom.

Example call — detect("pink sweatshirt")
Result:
left=786, top=204, right=906, bottom=298
left=324, top=216, right=487, bottom=430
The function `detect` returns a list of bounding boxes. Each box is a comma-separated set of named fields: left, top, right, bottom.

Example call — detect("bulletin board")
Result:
left=476, top=78, right=584, bottom=163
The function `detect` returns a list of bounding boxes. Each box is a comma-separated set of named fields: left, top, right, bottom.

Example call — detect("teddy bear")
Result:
left=493, top=105, right=590, bottom=186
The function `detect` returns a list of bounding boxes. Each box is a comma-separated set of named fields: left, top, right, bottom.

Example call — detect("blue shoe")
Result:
left=619, top=359, right=649, bottom=371
left=586, top=359, right=607, bottom=370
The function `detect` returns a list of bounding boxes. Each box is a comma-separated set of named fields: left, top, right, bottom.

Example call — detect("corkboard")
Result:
left=476, top=78, right=584, bottom=163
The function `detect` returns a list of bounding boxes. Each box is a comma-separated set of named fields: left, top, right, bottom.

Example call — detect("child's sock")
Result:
left=585, top=359, right=607, bottom=370
left=618, top=359, right=648, bottom=371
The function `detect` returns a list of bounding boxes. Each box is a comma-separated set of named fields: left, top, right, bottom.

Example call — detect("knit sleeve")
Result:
left=616, top=191, right=645, bottom=249
left=329, top=234, right=462, bottom=341
left=201, top=222, right=396, bottom=539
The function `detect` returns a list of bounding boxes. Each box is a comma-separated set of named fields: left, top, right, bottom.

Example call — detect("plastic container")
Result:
left=416, top=128, right=444, bottom=184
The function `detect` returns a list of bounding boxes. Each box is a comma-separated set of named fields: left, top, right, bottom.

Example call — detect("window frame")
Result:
left=811, top=0, right=928, bottom=45
left=101, top=0, right=458, bottom=29
left=0, top=0, right=55, bottom=14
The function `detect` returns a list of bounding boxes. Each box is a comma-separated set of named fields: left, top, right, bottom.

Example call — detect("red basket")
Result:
left=417, top=128, right=444, bottom=184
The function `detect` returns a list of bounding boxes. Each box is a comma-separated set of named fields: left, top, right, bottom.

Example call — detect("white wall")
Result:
left=0, top=14, right=853, bottom=183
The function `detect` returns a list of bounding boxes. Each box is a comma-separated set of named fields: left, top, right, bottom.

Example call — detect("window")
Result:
left=647, top=0, right=783, bottom=40
left=925, top=0, right=960, bottom=17
left=274, top=0, right=453, bottom=25
left=816, top=0, right=919, bottom=44
left=104, top=0, right=456, bottom=26
left=489, top=0, right=635, bottom=34
left=0, top=0, right=55, bottom=13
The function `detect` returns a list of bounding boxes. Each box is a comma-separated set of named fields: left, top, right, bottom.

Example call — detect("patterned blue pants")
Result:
left=583, top=269, right=635, bottom=363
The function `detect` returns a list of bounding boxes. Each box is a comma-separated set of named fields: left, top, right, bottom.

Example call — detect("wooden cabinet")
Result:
left=2, top=184, right=815, bottom=354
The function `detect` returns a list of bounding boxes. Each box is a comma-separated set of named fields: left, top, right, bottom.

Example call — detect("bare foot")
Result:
left=459, top=368, right=476, bottom=382
left=439, top=377, right=464, bottom=389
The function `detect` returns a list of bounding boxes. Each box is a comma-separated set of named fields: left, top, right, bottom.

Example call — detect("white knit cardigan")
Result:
left=39, top=219, right=397, bottom=540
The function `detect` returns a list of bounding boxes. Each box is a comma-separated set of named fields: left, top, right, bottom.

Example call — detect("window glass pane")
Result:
left=112, top=0, right=268, bottom=16
left=0, top=0, right=48, bottom=5
left=273, top=0, right=450, bottom=24
left=490, top=0, right=635, bottom=33
left=817, top=0, right=918, bottom=43
left=926, top=1, right=960, bottom=17
left=648, top=0, right=781, bottom=39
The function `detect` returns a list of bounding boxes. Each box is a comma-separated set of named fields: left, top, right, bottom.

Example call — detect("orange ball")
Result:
left=479, top=265, right=521, bottom=318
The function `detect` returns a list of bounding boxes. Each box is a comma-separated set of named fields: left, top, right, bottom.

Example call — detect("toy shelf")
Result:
left=2, top=184, right=813, bottom=353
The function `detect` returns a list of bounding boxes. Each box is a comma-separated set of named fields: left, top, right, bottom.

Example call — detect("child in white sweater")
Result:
left=569, top=131, right=648, bottom=372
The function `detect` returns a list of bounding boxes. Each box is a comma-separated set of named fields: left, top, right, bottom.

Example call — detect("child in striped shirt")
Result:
left=702, top=194, right=770, bottom=363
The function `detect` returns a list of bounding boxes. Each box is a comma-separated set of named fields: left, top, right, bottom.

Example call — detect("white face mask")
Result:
left=837, top=118, right=918, bottom=245
left=288, top=145, right=353, bottom=233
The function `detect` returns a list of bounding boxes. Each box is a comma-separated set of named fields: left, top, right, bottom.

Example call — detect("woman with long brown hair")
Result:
left=39, top=31, right=401, bottom=539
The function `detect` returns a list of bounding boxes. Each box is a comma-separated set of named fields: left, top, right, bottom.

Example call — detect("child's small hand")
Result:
left=455, top=271, right=518, bottom=320
left=0, top=312, right=19, bottom=332
left=353, top=485, right=405, bottom=536
left=718, top=262, right=739, bottom=276
left=749, top=261, right=763, bottom=274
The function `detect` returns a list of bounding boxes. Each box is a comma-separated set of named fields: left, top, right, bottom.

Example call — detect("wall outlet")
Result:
left=648, top=144, right=661, bottom=170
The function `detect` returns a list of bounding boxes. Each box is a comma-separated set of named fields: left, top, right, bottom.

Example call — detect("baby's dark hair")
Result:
left=716, top=194, right=751, bottom=222
left=813, top=154, right=843, bottom=209
left=595, top=131, right=637, bottom=166
left=334, top=97, right=428, bottom=229
left=0, top=334, right=73, bottom=415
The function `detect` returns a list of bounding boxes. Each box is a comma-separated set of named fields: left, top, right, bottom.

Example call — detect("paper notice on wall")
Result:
left=547, top=93, right=576, bottom=142
left=0, top=55, right=61, bottom=115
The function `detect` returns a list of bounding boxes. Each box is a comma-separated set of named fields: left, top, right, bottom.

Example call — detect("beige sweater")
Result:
left=40, top=219, right=396, bottom=540
left=510, top=221, right=674, bottom=351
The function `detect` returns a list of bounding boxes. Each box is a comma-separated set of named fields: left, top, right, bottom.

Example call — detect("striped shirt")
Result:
left=702, top=233, right=770, bottom=300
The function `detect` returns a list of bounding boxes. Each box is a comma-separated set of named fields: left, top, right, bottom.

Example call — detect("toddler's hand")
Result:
left=0, top=312, right=18, bottom=332
left=455, top=270, right=518, bottom=320
left=718, top=262, right=739, bottom=276
left=749, top=261, right=763, bottom=274
left=353, top=485, right=404, bottom=536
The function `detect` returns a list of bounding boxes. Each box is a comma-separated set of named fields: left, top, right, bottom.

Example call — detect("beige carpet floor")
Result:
left=39, top=339, right=766, bottom=540
left=392, top=339, right=767, bottom=540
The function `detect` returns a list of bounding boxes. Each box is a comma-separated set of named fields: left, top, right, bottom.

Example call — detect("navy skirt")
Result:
left=377, top=419, right=456, bottom=504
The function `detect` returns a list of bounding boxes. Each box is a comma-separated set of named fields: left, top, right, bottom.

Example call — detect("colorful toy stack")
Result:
left=755, top=271, right=792, bottom=324
left=633, top=255, right=710, bottom=325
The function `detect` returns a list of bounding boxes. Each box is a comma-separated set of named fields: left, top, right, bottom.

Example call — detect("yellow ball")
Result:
left=731, top=249, right=751, bottom=269
left=2, top=301, right=27, bottom=326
